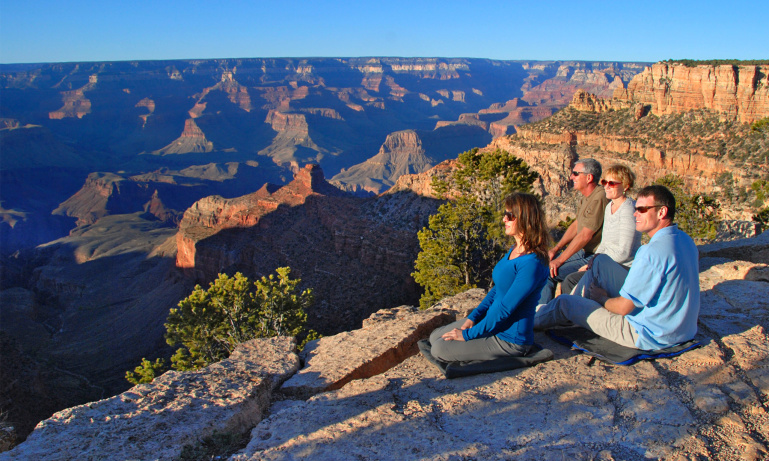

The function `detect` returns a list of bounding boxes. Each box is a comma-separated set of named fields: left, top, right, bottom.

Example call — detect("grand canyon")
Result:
left=1, top=58, right=768, bottom=457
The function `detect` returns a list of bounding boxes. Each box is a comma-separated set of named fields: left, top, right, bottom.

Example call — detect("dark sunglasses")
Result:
left=635, top=205, right=662, bottom=213
left=600, top=179, right=622, bottom=187
left=503, top=211, right=515, bottom=220
left=570, top=170, right=586, bottom=176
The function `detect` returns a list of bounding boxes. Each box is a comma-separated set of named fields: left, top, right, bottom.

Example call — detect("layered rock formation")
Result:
left=331, top=125, right=491, bottom=195
left=0, top=58, right=649, bottom=254
left=6, top=233, right=768, bottom=460
left=493, top=75, right=769, bottom=222
left=48, top=75, right=97, bottom=120
left=614, top=63, right=769, bottom=123
left=52, top=162, right=281, bottom=228
left=153, top=118, right=214, bottom=155
left=175, top=164, right=441, bottom=334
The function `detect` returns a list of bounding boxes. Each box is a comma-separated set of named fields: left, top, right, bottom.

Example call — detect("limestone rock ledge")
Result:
left=281, top=289, right=483, bottom=399
left=232, top=260, right=768, bottom=461
left=0, top=337, right=299, bottom=461
left=5, top=234, right=769, bottom=460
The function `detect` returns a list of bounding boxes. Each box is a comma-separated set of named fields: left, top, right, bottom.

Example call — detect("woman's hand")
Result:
left=460, top=319, right=474, bottom=330
left=441, top=328, right=466, bottom=341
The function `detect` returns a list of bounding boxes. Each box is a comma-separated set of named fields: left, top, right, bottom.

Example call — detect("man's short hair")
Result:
left=638, top=185, right=676, bottom=221
left=576, top=158, right=602, bottom=184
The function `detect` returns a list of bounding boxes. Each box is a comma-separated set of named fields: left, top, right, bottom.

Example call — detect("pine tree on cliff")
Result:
left=412, top=148, right=538, bottom=309
left=126, top=268, right=316, bottom=383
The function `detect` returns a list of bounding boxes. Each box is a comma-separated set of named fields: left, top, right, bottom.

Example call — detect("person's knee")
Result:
left=593, top=254, right=613, bottom=270
left=429, top=337, right=451, bottom=361
left=429, top=327, right=445, bottom=345
left=553, top=296, right=580, bottom=322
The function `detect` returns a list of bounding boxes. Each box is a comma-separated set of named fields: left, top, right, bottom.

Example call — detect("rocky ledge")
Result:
left=3, top=233, right=769, bottom=460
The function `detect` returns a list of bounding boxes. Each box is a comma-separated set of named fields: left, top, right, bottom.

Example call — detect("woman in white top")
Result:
left=561, top=164, right=641, bottom=296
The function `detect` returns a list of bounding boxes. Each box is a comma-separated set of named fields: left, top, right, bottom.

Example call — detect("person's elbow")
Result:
left=606, top=296, right=635, bottom=316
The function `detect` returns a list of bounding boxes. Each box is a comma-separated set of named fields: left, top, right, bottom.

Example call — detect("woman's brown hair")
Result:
left=504, top=192, right=551, bottom=264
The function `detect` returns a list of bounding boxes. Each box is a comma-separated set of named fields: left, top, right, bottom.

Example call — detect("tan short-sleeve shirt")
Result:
left=576, top=186, right=609, bottom=254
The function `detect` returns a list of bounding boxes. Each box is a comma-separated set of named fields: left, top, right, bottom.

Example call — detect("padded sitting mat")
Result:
left=546, top=326, right=702, bottom=365
left=417, top=339, right=554, bottom=379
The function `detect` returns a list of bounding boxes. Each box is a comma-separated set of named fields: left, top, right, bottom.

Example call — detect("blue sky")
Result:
left=1, top=0, right=766, bottom=64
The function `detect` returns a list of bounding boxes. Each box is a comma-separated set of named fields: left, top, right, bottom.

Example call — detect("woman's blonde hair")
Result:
left=503, top=193, right=551, bottom=263
left=603, top=164, right=636, bottom=192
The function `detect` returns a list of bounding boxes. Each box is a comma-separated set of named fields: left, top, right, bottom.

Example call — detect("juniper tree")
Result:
left=654, top=175, right=721, bottom=242
left=412, top=148, right=538, bottom=309
left=127, top=267, right=315, bottom=382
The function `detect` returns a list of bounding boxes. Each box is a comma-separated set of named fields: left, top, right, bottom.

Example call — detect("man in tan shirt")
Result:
left=538, top=158, right=608, bottom=305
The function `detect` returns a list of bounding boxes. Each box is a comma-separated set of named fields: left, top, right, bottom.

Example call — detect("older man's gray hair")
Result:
left=576, top=158, right=602, bottom=184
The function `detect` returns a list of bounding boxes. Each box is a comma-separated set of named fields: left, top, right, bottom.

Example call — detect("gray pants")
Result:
left=534, top=255, right=639, bottom=349
left=429, top=320, right=531, bottom=363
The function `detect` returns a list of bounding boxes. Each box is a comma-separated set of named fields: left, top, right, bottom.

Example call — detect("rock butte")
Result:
left=4, top=232, right=768, bottom=460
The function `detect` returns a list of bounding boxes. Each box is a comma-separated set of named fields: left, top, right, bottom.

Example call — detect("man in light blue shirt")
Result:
left=534, top=185, right=700, bottom=350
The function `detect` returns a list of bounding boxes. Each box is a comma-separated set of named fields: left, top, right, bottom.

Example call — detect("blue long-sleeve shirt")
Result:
left=462, top=251, right=549, bottom=345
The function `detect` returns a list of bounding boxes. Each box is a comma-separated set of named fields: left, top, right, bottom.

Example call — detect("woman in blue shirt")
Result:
left=428, top=192, right=550, bottom=363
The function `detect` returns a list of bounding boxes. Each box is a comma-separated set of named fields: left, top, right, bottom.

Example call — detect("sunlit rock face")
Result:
left=615, top=63, right=769, bottom=123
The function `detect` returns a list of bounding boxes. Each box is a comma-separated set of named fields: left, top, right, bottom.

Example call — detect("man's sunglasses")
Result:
left=570, top=170, right=586, bottom=176
left=600, top=179, right=622, bottom=187
left=635, top=205, right=662, bottom=213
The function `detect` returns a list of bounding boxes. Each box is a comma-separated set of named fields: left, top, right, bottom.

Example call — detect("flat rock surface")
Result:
left=234, top=326, right=768, bottom=460
left=233, top=261, right=769, bottom=461
left=1, top=337, right=300, bottom=461
left=281, top=289, right=485, bottom=398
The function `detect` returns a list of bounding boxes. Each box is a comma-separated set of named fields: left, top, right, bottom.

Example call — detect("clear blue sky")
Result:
left=1, top=0, right=766, bottom=64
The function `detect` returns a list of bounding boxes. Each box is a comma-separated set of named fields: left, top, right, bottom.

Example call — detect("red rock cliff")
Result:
left=174, top=164, right=439, bottom=334
left=614, top=63, right=769, bottom=123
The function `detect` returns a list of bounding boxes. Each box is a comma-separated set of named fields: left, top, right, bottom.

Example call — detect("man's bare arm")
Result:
left=603, top=296, right=636, bottom=316
left=589, top=286, right=636, bottom=316
left=549, top=226, right=597, bottom=276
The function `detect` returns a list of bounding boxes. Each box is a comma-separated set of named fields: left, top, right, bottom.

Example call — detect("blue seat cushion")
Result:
left=546, top=326, right=702, bottom=365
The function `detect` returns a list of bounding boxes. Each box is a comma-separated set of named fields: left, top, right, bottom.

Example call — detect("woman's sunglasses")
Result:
left=600, top=179, right=622, bottom=187
left=504, top=211, right=515, bottom=220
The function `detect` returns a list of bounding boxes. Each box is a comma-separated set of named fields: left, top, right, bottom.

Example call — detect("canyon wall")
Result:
left=175, top=164, right=441, bottom=334
left=614, top=63, right=769, bottom=123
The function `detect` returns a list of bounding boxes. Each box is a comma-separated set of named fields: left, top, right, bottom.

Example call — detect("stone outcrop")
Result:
left=613, top=63, right=769, bottom=123
left=332, top=124, right=492, bottom=195
left=48, top=75, right=97, bottom=119
left=512, top=127, right=730, bottom=189
left=176, top=164, right=340, bottom=272
left=234, top=239, right=769, bottom=460
left=8, top=233, right=768, bottom=460
left=498, top=85, right=766, bottom=221
left=52, top=164, right=269, bottom=228
left=1, top=337, right=299, bottom=461
left=570, top=88, right=636, bottom=113
left=331, top=130, right=434, bottom=195
left=699, top=229, right=769, bottom=264
left=281, top=297, right=475, bottom=398
left=174, top=164, right=440, bottom=335
left=153, top=118, right=214, bottom=155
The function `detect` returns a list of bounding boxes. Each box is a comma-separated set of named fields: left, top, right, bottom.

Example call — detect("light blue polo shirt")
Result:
left=620, top=225, right=700, bottom=350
